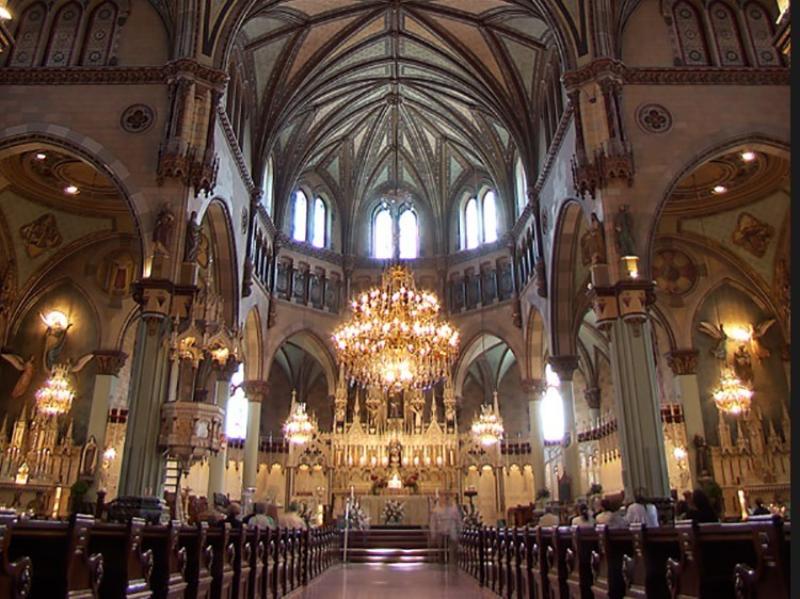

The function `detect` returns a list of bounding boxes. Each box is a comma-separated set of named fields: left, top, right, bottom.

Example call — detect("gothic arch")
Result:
left=202, top=199, right=240, bottom=326
left=264, top=328, right=337, bottom=397
left=452, top=330, right=523, bottom=398
left=243, top=306, right=263, bottom=381
left=525, top=305, right=547, bottom=381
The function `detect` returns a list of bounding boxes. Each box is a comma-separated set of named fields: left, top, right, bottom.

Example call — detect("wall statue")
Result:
left=581, top=212, right=607, bottom=265
left=184, top=211, right=202, bottom=263
left=613, top=204, right=636, bottom=257
left=732, top=344, right=754, bottom=384
left=152, top=208, right=176, bottom=254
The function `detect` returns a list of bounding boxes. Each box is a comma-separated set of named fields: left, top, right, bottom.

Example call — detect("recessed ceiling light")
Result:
left=741, top=151, right=756, bottom=162
left=64, top=185, right=80, bottom=195
left=712, top=185, right=727, bottom=194
left=34, top=152, right=47, bottom=160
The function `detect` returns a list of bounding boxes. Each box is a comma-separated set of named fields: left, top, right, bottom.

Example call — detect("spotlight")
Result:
left=712, top=185, right=727, bottom=194
left=34, top=152, right=47, bottom=161
left=740, top=151, right=756, bottom=162
left=64, top=185, right=79, bottom=195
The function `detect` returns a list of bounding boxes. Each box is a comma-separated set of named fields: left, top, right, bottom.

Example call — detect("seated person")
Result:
left=279, top=501, right=308, bottom=529
left=571, top=502, right=595, bottom=526
left=245, top=502, right=276, bottom=530
left=537, top=505, right=560, bottom=527
left=625, top=488, right=659, bottom=527
left=595, top=498, right=627, bottom=529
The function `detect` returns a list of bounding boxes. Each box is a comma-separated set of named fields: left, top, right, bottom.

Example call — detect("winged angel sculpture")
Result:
left=696, top=318, right=776, bottom=362
left=2, top=312, right=93, bottom=402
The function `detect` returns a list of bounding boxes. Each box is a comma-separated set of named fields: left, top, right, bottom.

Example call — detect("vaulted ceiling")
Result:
left=235, top=1, right=556, bottom=247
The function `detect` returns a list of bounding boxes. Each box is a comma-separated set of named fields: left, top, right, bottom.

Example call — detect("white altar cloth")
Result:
left=341, top=494, right=433, bottom=527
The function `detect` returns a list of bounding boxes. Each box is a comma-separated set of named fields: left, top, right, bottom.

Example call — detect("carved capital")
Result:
left=667, top=349, right=699, bottom=375
left=215, top=356, right=241, bottom=382
left=584, top=387, right=601, bottom=410
left=239, top=380, right=269, bottom=403
left=547, top=355, right=579, bottom=381
left=521, top=378, right=545, bottom=398
left=93, top=350, right=128, bottom=376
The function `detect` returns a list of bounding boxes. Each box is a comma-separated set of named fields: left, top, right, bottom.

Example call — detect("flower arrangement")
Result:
left=345, top=499, right=370, bottom=530
left=403, top=472, right=419, bottom=494
left=370, top=474, right=387, bottom=495
left=382, top=499, right=405, bottom=525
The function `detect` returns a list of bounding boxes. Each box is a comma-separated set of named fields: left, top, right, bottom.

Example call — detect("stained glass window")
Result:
left=398, top=209, right=418, bottom=259
left=465, top=197, right=479, bottom=249
left=225, top=364, right=248, bottom=439
left=483, top=190, right=498, bottom=243
left=312, top=197, right=326, bottom=248
left=292, top=190, right=307, bottom=242
left=374, top=207, right=393, bottom=259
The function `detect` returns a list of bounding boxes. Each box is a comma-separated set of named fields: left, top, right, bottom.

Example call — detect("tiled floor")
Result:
left=294, top=563, right=493, bottom=598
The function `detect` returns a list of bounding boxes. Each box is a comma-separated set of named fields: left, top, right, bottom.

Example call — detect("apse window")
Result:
left=292, top=190, right=308, bottom=242
left=372, top=203, right=419, bottom=259
left=225, top=364, right=248, bottom=439
left=540, top=364, right=565, bottom=442
left=312, top=197, right=327, bottom=248
left=461, top=189, right=498, bottom=249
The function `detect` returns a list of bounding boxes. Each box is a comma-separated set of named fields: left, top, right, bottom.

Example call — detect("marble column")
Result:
left=240, top=380, right=269, bottom=492
left=667, top=350, right=703, bottom=485
left=118, top=287, right=172, bottom=498
left=548, top=356, right=581, bottom=500
left=87, top=350, right=127, bottom=493
left=607, top=316, right=670, bottom=499
left=206, top=358, right=240, bottom=500
left=522, top=378, right=546, bottom=493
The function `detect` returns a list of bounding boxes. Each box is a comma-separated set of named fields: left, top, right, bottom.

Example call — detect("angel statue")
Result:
left=751, top=318, right=776, bottom=359
left=697, top=321, right=728, bottom=361
left=1, top=352, right=35, bottom=399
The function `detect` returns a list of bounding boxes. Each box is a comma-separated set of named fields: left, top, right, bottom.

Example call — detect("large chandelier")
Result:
left=712, top=367, right=753, bottom=416
left=332, top=264, right=460, bottom=391
left=283, top=392, right=317, bottom=445
left=471, top=394, right=504, bottom=446
left=35, top=364, right=75, bottom=416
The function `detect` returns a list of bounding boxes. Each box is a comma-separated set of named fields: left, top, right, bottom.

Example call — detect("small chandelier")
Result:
left=712, top=367, right=753, bottom=416
left=332, top=264, right=460, bottom=391
left=471, top=393, right=504, bottom=446
left=35, top=365, right=75, bottom=416
left=283, top=391, right=317, bottom=445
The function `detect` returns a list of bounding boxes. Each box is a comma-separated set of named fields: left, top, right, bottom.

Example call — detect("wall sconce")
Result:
left=620, top=255, right=640, bottom=279
left=41, top=310, right=70, bottom=332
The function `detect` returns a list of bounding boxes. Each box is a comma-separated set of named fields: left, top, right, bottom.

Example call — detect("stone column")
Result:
left=592, top=282, right=670, bottom=499
left=87, top=350, right=127, bottom=493
left=667, top=350, right=703, bottom=485
left=583, top=387, right=602, bottom=491
left=522, top=378, right=546, bottom=494
left=118, top=282, right=174, bottom=498
left=240, top=380, right=268, bottom=492
left=206, top=358, right=240, bottom=500
left=548, top=356, right=581, bottom=500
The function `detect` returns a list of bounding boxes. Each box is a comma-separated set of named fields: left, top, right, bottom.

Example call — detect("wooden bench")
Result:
left=243, top=527, right=264, bottom=599
left=142, top=521, right=187, bottom=599
left=7, top=514, right=104, bottom=599
left=566, top=525, right=599, bottom=599
left=88, top=519, right=153, bottom=598
left=531, top=525, right=554, bottom=599
left=207, top=523, right=235, bottom=599
left=229, top=526, right=251, bottom=599
left=590, top=526, right=633, bottom=599
left=178, top=522, right=213, bottom=599
left=0, top=511, right=32, bottom=599
left=733, top=515, right=790, bottom=599
left=546, top=526, right=572, bottom=599
left=622, top=524, right=679, bottom=599
left=665, top=521, right=757, bottom=598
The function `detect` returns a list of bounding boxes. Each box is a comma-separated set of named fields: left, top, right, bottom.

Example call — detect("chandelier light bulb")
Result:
left=35, top=365, right=75, bottom=416
left=712, top=368, right=753, bottom=417
left=284, top=401, right=317, bottom=445
left=471, top=404, right=504, bottom=446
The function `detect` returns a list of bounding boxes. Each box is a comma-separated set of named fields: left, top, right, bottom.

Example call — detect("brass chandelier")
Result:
left=284, top=391, right=318, bottom=445
left=712, top=367, right=753, bottom=417
left=332, top=264, right=460, bottom=391
left=35, top=364, right=75, bottom=416
left=471, top=391, right=504, bottom=446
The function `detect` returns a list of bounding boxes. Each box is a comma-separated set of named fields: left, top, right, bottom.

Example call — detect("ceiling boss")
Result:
left=332, top=264, right=460, bottom=392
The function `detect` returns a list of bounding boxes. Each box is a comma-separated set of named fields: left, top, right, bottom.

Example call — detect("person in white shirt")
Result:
left=538, top=506, right=560, bottom=527
left=625, top=489, right=659, bottom=527
left=571, top=502, right=595, bottom=526
left=595, top=498, right=627, bottom=529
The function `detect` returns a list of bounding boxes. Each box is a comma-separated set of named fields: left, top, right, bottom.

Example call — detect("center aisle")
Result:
left=294, top=563, right=493, bottom=598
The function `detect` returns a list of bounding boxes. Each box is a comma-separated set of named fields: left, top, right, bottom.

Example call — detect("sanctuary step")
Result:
left=342, top=527, right=444, bottom=563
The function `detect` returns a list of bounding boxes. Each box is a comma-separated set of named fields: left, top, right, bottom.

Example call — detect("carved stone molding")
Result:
left=667, top=349, right=700, bottom=375
left=547, top=355, right=580, bottom=381
left=93, top=350, right=128, bottom=376
left=120, top=104, right=155, bottom=133
left=636, top=104, right=673, bottom=134
left=239, top=380, right=270, bottom=403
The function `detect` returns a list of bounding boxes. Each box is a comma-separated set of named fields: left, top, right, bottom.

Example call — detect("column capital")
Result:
left=521, top=378, right=545, bottom=397
left=239, top=380, right=269, bottom=403
left=547, top=355, right=580, bottom=381
left=214, top=356, right=241, bottom=382
left=666, top=349, right=699, bottom=376
left=93, top=350, right=128, bottom=376
left=584, top=387, right=601, bottom=410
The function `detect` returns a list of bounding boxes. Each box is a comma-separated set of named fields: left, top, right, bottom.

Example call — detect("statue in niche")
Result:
left=581, top=213, right=607, bottom=265
left=365, top=386, right=385, bottom=429
left=693, top=434, right=710, bottom=477
left=732, top=344, right=754, bottom=384
left=407, top=388, right=425, bottom=429
left=152, top=208, right=175, bottom=254
left=388, top=392, right=402, bottom=420
left=613, top=204, right=636, bottom=257
left=388, top=439, right=402, bottom=468
left=184, top=211, right=202, bottom=263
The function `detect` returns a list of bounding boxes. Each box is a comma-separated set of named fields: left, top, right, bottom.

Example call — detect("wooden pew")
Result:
left=7, top=514, right=104, bottom=599
left=243, top=527, right=264, bottom=599
left=273, top=528, right=286, bottom=598
left=497, top=527, right=508, bottom=598
left=518, top=527, right=534, bottom=599
left=590, top=525, right=633, bottom=599
left=733, top=516, right=790, bottom=599
left=531, top=525, right=554, bottom=599
left=622, top=524, right=679, bottom=599
left=142, top=521, right=188, bottom=599
left=88, top=518, right=153, bottom=598
left=178, top=522, right=213, bottom=599
left=0, top=511, right=32, bottom=599
left=566, top=525, right=599, bottom=599
left=484, top=527, right=497, bottom=593
left=206, top=523, right=235, bottom=599
left=665, top=521, right=757, bottom=598
left=546, top=526, right=572, bottom=599
left=229, top=526, right=251, bottom=599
